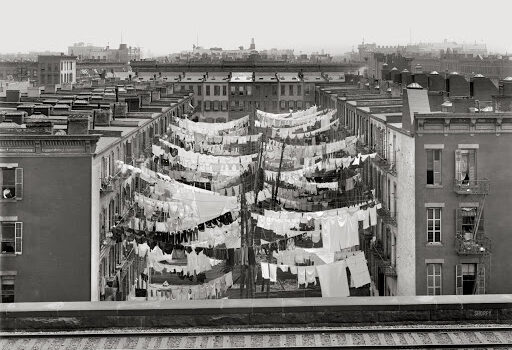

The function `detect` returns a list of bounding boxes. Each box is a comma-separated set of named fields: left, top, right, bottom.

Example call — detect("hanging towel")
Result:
left=369, top=206, right=377, bottom=226
left=278, top=265, right=289, bottom=273
left=316, top=260, right=350, bottom=297
left=297, top=266, right=306, bottom=286
left=305, top=266, right=317, bottom=285
left=269, top=264, right=278, bottom=282
left=345, top=252, right=371, bottom=288
left=261, top=262, right=270, bottom=279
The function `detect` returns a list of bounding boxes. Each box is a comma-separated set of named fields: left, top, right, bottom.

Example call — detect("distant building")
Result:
left=37, top=54, right=77, bottom=87
left=68, top=43, right=141, bottom=63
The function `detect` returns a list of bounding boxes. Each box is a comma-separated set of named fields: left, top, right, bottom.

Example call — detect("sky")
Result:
left=1, top=0, right=511, bottom=56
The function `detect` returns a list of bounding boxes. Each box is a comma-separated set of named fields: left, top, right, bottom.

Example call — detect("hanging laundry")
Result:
left=345, top=251, right=371, bottom=288
left=297, top=266, right=306, bottom=286
left=261, top=262, right=270, bottom=279
left=305, top=266, right=317, bottom=285
left=316, top=260, right=350, bottom=297
left=269, top=264, right=278, bottom=283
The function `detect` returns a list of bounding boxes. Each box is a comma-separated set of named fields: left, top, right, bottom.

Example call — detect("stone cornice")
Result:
left=0, top=134, right=100, bottom=155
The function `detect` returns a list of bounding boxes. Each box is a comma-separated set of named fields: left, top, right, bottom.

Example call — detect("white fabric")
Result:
left=316, top=260, right=350, bottom=297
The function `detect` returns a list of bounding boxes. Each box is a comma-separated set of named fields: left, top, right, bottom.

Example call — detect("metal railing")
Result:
left=377, top=207, right=398, bottom=226
left=455, top=233, right=491, bottom=255
left=453, top=178, right=490, bottom=195
left=372, top=240, right=397, bottom=277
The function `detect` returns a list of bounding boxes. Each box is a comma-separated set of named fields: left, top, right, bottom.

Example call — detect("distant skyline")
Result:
left=1, top=0, right=511, bottom=57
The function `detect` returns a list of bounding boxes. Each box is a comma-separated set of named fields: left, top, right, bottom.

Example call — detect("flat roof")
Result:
left=254, top=73, right=278, bottom=82
left=276, top=73, right=301, bottom=82
left=95, top=137, right=121, bottom=154
left=230, top=72, right=253, bottom=82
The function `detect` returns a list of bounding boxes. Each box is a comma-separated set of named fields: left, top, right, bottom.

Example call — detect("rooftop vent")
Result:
left=474, top=73, right=485, bottom=78
left=430, top=71, right=439, bottom=75
left=407, top=82, right=423, bottom=89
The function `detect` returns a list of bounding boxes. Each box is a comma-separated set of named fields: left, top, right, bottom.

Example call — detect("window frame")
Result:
left=426, top=149, right=442, bottom=185
left=1, top=222, right=22, bottom=255
left=427, top=207, right=442, bottom=243
left=427, top=263, right=442, bottom=295
left=1, top=276, right=15, bottom=303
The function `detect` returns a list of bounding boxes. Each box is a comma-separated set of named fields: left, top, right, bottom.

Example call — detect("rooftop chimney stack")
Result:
left=67, top=114, right=91, bottom=135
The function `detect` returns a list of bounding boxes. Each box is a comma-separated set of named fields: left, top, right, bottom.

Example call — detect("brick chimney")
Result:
left=471, top=74, right=497, bottom=101
left=67, top=115, right=91, bottom=135
left=93, top=109, right=112, bottom=126
left=25, top=120, right=54, bottom=134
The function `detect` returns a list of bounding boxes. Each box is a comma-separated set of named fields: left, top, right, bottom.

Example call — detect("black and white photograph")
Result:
left=1, top=0, right=512, bottom=348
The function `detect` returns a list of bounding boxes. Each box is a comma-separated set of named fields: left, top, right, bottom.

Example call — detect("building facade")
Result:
left=0, top=81, right=192, bottom=303
left=37, top=55, right=77, bottom=87
left=326, top=79, right=512, bottom=297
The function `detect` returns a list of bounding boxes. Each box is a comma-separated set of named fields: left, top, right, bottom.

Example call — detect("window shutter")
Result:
left=455, top=150, right=462, bottom=181
left=476, top=264, right=485, bottom=294
left=15, top=222, right=22, bottom=254
left=125, top=142, right=132, bottom=165
left=455, top=209, right=462, bottom=236
left=468, top=150, right=476, bottom=184
left=15, top=168, right=23, bottom=199
left=455, top=264, right=463, bottom=295
left=433, top=150, right=441, bottom=184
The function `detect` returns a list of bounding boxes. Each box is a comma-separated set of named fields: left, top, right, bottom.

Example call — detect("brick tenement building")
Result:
left=323, top=83, right=512, bottom=297
left=0, top=83, right=192, bottom=303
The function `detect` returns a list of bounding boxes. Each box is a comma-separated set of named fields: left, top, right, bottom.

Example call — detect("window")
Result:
left=197, top=86, right=202, bottom=96
left=305, top=85, right=311, bottom=96
left=188, top=85, right=193, bottom=92
left=280, top=100, right=286, bottom=110
left=222, top=86, right=227, bottom=96
left=205, top=85, right=210, bottom=96
left=1, top=222, right=22, bottom=254
left=213, top=100, right=219, bottom=111
left=1, top=167, right=22, bottom=200
left=456, top=263, right=485, bottom=295
left=272, top=85, right=277, bottom=96
left=238, top=86, right=244, bottom=95
left=221, top=101, right=228, bottom=111
left=280, top=84, right=285, bottom=95
left=204, top=100, right=211, bottom=111
left=455, top=149, right=476, bottom=184
left=297, top=85, right=302, bottom=95
left=230, top=86, right=235, bottom=95
left=426, top=149, right=442, bottom=185
left=427, top=263, right=442, bottom=295
left=1, top=276, right=15, bottom=303
left=246, top=86, right=252, bottom=96
left=289, top=85, right=294, bottom=96
left=427, top=208, right=441, bottom=243
left=214, top=85, right=220, bottom=96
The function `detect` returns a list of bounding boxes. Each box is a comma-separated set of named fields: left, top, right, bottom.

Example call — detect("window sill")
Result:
left=0, top=198, right=20, bottom=203
left=426, top=242, right=443, bottom=247
left=426, top=185, right=443, bottom=189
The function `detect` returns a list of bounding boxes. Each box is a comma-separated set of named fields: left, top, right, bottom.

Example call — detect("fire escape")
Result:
left=453, top=178, right=491, bottom=255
